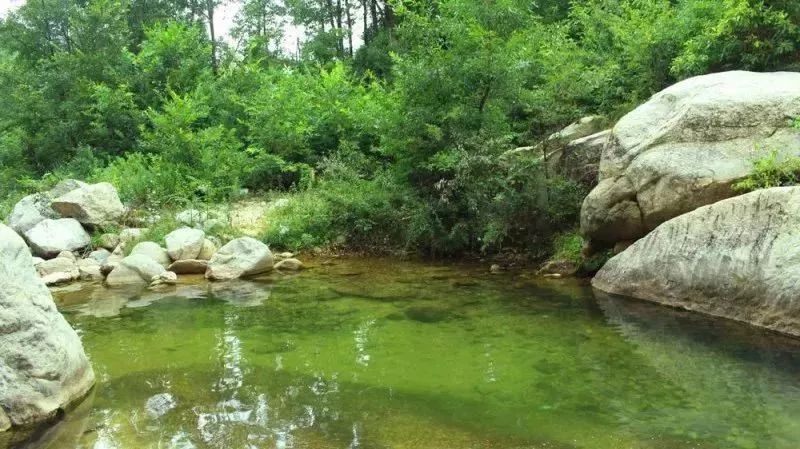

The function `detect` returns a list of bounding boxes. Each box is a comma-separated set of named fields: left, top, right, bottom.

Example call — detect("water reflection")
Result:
left=11, top=259, right=800, bottom=449
left=595, top=292, right=800, bottom=447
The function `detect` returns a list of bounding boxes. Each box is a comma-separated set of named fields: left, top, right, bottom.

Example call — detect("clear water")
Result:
left=4, top=258, right=800, bottom=449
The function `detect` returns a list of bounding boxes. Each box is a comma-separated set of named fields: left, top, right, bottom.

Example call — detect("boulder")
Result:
left=581, top=71, right=800, bottom=248
left=24, top=219, right=91, bottom=258
left=205, top=237, right=273, bottom=281
left=50, top=182, right=125, bottom=227
left=106, top=254, right=166, bottom=287
left=48, top=179, right=88, bottom=198
left=165, top=228, right=205, bottom=261
left=197, top=239, right=216, bottom=261
left=593, top=187, right=800, bottom=337
left=6, top=194, right=55, bottom=235
left=168, top=259, right=208, bottom=275
left=36, top=256, right=80, bottom=286
left=274, top=258, right=304, bottom=271
left=130, top=242, right=171, bottom=268
left=0, top=223, right=94, bottom=430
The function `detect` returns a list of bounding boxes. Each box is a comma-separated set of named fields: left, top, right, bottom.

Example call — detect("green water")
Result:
left=5, top=258, right=800, bottom=449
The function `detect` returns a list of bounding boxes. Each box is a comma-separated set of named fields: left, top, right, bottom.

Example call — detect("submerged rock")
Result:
left=581, top=71, right=800, bottom=248
left=593, top=187, right=800, bottom=337
left=51, top=182, right=125, bottom=227
left=274, top=258, right=304, bottom=271
left=145, top=393, right=177, bottom=419
left=24, top=218, right=91, bottom=258
left=0, top=224, right=94, bottom=430
left=205, top=237, right=273, bottom=281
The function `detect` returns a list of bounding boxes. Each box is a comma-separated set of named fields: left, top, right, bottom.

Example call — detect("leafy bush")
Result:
left=552, top=231, right=584, bottom=266
left=734, top=149, right=800, bottom=192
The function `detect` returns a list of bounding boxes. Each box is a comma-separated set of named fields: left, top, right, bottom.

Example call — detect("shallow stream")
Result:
left=4, top=258, right=800, bottom=449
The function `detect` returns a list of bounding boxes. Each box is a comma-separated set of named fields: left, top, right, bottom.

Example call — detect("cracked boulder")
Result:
left=581, top=71, right=800, bottom=248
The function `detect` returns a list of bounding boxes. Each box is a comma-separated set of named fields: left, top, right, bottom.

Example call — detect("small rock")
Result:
left=274, top=258, right=304, bottom=271
left=36, top=256, right=80, bottom=286
left=56, top=251, right=77, bottom=262
left=150, top=271, right=178, bottom=287
left=274, top=252, right=294, bottom=260
left=88, top=248, right=111, bottom=265
left=77, top=258, right=103, bottom=280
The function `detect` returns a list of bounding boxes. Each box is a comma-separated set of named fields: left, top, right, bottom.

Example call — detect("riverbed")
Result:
left=4, top=258, right=800, bottom=449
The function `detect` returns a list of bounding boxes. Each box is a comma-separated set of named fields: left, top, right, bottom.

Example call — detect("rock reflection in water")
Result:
left=595, top=292, right=800, bottom=447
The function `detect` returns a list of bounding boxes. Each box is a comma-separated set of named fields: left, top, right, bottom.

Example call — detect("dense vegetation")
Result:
left=1, top=0, right=799, bottom=258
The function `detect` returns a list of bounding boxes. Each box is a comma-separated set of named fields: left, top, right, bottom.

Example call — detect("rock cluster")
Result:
left=3, top=182, right=305, bottom=289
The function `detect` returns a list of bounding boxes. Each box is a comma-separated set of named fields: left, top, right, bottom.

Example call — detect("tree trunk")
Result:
left=207, top=0, right=218, bottom=75
left=344, top=0, right=353, bottom=57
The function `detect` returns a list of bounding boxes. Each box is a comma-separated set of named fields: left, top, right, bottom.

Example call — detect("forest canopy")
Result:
left=1, top=0, right=798, bottom=256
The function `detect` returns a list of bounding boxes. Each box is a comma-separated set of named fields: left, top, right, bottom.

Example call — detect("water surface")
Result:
left=4, top=258, right=800, bottom=449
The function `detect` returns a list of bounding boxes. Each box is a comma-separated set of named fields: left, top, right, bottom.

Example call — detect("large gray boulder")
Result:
left=0, top=224, right=94, bottom=430
left=581, top=71, right=800, bottom=248
left=105, top=254, right=167, bottom=287
left=165, top=228, right=205, bottom=261
left=51, top=182, right=125, bottom=227
left=593, top=187, right=800, bottom=337
left=24, top=219, right=91, bottom=258
left=205, top=237, right=273, bottom=281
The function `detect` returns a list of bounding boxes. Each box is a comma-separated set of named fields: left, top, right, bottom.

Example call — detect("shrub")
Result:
left=733, top=150, right=800, bottom=192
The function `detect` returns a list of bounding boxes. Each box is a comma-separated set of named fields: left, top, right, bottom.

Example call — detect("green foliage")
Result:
left=734, top=149, right=800, bottom=192
left=2, top=0, right=800, bottom=262
left=552, top=232, right=584, bottom=266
